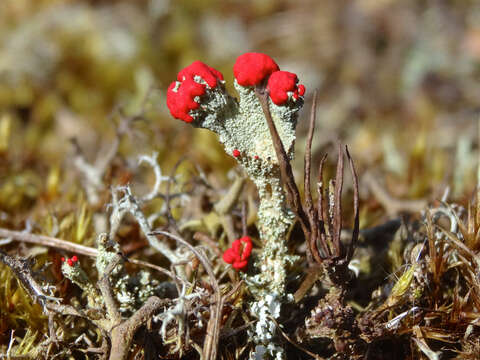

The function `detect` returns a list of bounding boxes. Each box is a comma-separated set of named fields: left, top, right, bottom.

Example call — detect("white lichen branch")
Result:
left=108, top=186, right=184, bottom=265
left=138, top=152, right=170, bottom=202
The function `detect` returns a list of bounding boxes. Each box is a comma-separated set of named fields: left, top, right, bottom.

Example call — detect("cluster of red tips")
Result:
left=167, top=61, right=224, bottom=123
left=61, top=255, right=79, bottom=267
left=223, top=236, right=253, bottom=271
left=232, top=149, right=241, bottom=158
left=234, top=53, right=306, bottom=105
left=166, top=53, right=306, bottom=123
left=267, top=71, right=305, bottom=105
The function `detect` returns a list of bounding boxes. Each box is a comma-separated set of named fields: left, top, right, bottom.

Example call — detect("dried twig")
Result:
left=109, top=186, right=183, bottom=265
left=0, top=249, right=62, bottom=304
left=109, top=296, right=168, bottom=360
left=0, top=227, right=181, bottom=281
left=150, top=230, right=222, bottom=360
left=0, top=228, right=97, bottom=256
left=214, top=177, right=245, bottom=215
left=304, top=92, right=322, bottom=264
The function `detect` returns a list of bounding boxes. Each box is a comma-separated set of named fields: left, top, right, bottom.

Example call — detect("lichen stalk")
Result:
left=252, top=174, right=294, bottom=292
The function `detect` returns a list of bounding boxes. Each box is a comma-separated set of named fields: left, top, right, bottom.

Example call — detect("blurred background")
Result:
left=1, top=0, right=480, bottom=222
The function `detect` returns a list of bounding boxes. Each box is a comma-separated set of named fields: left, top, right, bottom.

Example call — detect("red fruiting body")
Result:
left=61, top=257, right=65, bottom=262
left=298, top=84, right=306, bottom=96
left=223, top=236, right=253, bottom=271
left=177, top=60, right=223, bottom=88
left=166, top=80, right=204, bottom=122
left=67, top=258, right=74, bottom=266
left=71, top=255, right=78, bottom=263
left=233, top=149, right=241, bottom=157
left=267, top=71, right=305, bottom=105
left=233, top=53, right=279, bottom=87
left=254, top=155, right=259, bottom=160
left=167, top=61, right=224, bottom=123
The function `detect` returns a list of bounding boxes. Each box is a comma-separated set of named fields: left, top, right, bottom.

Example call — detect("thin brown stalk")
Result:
left=304, top=91, right=321, bottom=264
left=0, top=249, right=62, bottom=303
left=304, top=91, right=317, bottom=222
left=345, top=146, right=359, bottom=262
left=316, top=153, right=329, bottom=259
left=316, top=154, right=328, bottom=225
left=151, top=230, right=222, bottom=360
left=254, top=86, right=311, bottom=239
left=333, top=142, right=344, bottom=258
left=0, top=228, right=97, bottom=256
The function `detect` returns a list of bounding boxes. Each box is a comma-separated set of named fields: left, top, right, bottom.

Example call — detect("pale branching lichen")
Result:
left=114, top=271, right=160, bottom=313
left=61, top=256, right=101, bottom=308
left=61, top=238, right=168, bottom=317
left=60, top=169, right=182, bottom=316
left=95, top=233, right=154, bottom=314
left=95, top=233, right=121, bottom=277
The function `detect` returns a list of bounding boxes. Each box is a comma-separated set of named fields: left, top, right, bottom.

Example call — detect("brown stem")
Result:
left=304, top=91, right=322, bottom=264
left=333, top=142, right=344, bottom=258
left=345, top=146, right=359, bottom=262
left=316, top=154, right=329, bottom=259
left=0, top=249, right=62, bottom=303
left=109, top=296, right=167, bottom=360
left=254, top=86, right=311, bottom=241
left=0, top=228, right=97, bottom=256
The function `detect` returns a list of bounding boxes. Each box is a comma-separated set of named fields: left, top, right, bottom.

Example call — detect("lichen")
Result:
left=166, top=54, right=306, bottom=358
left=61, top=257, right=100, bottom=308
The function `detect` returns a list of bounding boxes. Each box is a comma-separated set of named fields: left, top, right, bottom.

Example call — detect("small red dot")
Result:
left=61, top=257, right=65, bottom=262
left=233, top=149, right=241, bottom=157
left=254, top=155, right=259, bottom=159
left=67, top=259, right=74, bottom=266
left=72, top=255, right=78, bottom=263
left=298, top=84, right=306, bottom=96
